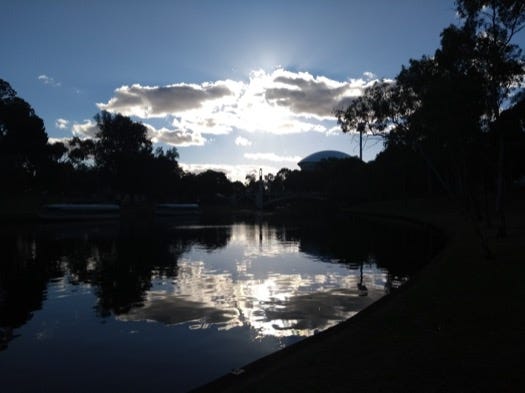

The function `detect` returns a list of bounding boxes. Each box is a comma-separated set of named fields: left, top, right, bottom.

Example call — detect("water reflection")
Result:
left=120, top=255, right=384, bottom=338
left=0, top=218, right=438, bottom=351
left=0, top=217, right=440, bottom=392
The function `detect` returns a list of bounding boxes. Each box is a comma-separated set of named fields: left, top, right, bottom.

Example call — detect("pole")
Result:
left=359, top=129, right=363, bottom=161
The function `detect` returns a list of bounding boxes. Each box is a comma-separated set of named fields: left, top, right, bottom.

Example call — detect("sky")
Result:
left=0, top=0, right=500, bottom=181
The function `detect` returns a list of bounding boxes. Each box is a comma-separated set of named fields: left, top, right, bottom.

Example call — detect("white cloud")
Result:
left=327, top=125, right=342, bottom=135
left=244, top=152, right=302, bottom=163
left=97, top=68, right=377, bottom=138
left=171, top=115, right=233, bottom=136
left=37, top=74, right=61, bottom=87
left=145, top=123, right=206, bottom=147
left=55, top=118, right=69, bottom=129
left=69, top=119, right=206, bottom=147
left=264, top=69, right=362, bottom=118
left=97, top=81, right=240, bottom=118
left=363, top=71, right=377, bottom=80
left=72, top=119, right=99, bottom=139
left=48, top=137, right=71, bottom=144
left=235, top=136, right=252, bottom=147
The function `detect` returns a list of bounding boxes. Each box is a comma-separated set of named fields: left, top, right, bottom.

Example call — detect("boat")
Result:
left=39, top=203, right=200, bottom=221
left=39, top=203, right=120, bottom=221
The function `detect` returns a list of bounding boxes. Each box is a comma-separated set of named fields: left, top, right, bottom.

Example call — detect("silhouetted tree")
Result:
left=177, top=170, right=235, bottom=204
left=455, top=0, right=525, bottom=235
left=335, top=80, right=418, bottom=161
left=150, top=146, right=183, bottom=200
left=395, top=24, right=488, bottom=203
left=92, top=111, right=153, bottom=196
left=0, top=79, right=49, bottom=192
left=336, top=1, right=524, bottom=227
left=67, top=136, right=95, bottom=168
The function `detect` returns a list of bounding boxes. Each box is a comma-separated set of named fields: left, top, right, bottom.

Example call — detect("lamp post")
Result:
left=256, top=168, right=263, bottom=209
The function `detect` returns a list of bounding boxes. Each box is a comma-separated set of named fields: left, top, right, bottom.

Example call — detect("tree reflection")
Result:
left=272, top=216, right=442, bottom=277
left=0, top=221, right=233, bottom=343
left=169, top=225, right=232, bottom=252
left=0, top=229, right=63, bottom=350
left=0, top=216, right=438, bottom=347
left=93, top=233, right=185, bottom=317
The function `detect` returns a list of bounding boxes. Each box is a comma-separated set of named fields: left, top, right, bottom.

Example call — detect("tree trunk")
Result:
left=415, top=144, right=452, bottom=197
left=495, top=128, right=507, bottom=237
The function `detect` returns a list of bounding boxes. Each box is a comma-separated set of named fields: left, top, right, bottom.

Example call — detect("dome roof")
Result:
left=298, top=150, right=351, bottom=171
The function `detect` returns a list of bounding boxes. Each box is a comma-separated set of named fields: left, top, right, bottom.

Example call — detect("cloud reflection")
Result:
left=119, top=224, right=387, bottom=338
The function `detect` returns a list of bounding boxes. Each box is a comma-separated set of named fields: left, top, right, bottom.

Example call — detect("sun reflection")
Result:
left=118, top=224, right=388, bottom=339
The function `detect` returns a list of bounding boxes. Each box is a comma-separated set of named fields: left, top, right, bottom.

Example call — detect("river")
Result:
left=0, top=215, right=440, bottom=392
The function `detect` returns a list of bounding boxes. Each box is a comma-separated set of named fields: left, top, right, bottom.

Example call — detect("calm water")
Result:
left=0, top=216, right=439, bottom=392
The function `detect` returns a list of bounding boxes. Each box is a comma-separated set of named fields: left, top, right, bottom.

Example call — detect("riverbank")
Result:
left=192, top=196, right=525, bottom=393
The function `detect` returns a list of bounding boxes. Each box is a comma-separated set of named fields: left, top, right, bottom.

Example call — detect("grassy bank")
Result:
left=191, top=197, right=525, bottom=393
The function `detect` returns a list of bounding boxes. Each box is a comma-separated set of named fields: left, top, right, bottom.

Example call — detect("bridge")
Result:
left=262, top=192, right=327, bottom=209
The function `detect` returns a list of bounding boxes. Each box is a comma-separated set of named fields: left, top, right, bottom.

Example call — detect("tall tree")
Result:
left=336, top=1, right=524, bottom=222
left=0, top=79, right=49, bottom=191
left=93, top=111, right=153, bottom=195
left=335, top=81, right=418, bottom=161
left=94, top=111, right=152, bottom=171
left=151, top=146, right=183, bottom=199
left=455, top=0, right=525, bottom=236
left=67, top=137, right=96, bottom=169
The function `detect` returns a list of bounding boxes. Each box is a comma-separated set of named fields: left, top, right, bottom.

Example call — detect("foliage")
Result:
left=334, top=0, right=525, bottom=225
left=93, top=111, right=152, bottom=171
left=0, top=79, right=50, bottom=191
left=335, top=80, right=418, bottom=139
left=179, top=170, right=233, bottom=204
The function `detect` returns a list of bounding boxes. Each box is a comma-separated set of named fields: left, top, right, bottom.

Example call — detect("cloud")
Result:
left=235, top=136, right=252, bottom=147
left=72, top=120, right=99, bottom=139
left=97, top=68, right=378, bottom=137
left=55, top=118, right=69, bottom=129
left=244, top=152, right=302, bottom=163
left=171, top=115, right=233, bottom=136
left=37, top=74, right=61, bottom=87
left=264, top=70, right=362, bottom=118
left=48, top=137, right=71, bottom=145
left=145, top=123, right=206, bottom=147
left=69, top=119, right=206, bottom=147
left=327, top=125, right=343, bottom=135
left=97, top=81, right=239, bottom=118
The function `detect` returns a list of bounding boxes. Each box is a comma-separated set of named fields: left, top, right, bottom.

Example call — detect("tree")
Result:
left=396, top=24, right=489, bottom=201
left=335, top=80, right=419, bottom=160
left=150, top=146, right=183, bottom=199
left=336, top=2, right=524, bottom=215
left=46, top=141, right=68, bottom=164
left=179, top=170, right=233, bottom=204
left=92, top=111, right=153, bottom=195
left=94, top=110, right=152, bottom=171
left=67, top=137, right=95, bottom=168
left=455, top=0, right=525, bottom=236
left=0, top=79, right=49, bottom=191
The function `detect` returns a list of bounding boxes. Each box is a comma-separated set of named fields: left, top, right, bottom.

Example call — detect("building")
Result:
left=297, top=150, right=351, bottom=171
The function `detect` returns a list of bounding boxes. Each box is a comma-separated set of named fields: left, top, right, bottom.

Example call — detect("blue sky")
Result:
left=0, top=1, right=491, bottom=181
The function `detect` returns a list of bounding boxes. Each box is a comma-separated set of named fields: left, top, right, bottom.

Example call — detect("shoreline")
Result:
left=191, top=197, right=525, bottom=393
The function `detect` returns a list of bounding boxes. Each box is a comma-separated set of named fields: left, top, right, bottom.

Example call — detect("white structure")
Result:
left=297, top=150, right=351, bottom=171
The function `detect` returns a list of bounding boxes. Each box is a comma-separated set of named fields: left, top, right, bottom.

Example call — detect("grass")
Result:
left=191, top=196, right=525, bottom=393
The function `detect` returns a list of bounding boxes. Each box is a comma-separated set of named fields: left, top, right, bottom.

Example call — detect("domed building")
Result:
left=297, top=150, right=351, bottom=171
